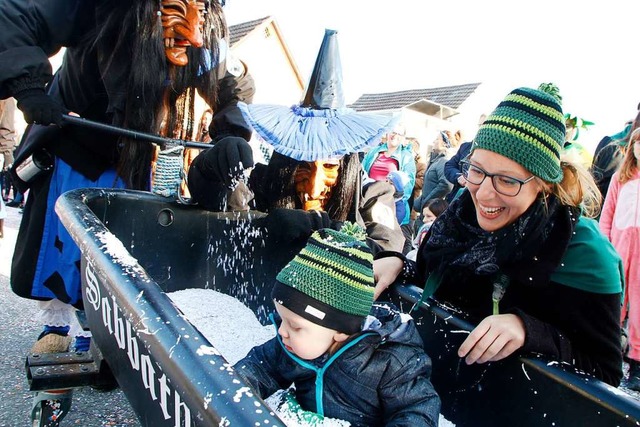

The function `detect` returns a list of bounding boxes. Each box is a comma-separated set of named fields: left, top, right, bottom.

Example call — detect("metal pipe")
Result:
left=61, top=115, right=213, bottom=149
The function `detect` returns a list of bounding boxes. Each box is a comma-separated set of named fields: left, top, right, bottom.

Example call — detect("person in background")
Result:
left=361, top=124, right=416, bottom=253
left=0, top=151, right=6, bottom=237
left=374, top=84, right=624, bottom=387
left=0, top=98, right=16, bottom=204
left=413, top=129, right=462, bottom=225
left=408, top=136, right=427, bottom=221
left=387, top=170, right=411, bottom=226
left=592, top=107, right=640, bottom=201
left=362, top=125, right=417, bottom=226
left=599, top=127, right=640, bottom=390
left=406, top=198, right=448, bottom=262
left=234, top=224, right=440, bottom=427
left=562, top=113, right=594, bottom=169
left=444, top=114, right=486, bottom=203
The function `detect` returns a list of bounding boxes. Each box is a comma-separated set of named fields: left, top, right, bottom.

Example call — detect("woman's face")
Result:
left=386, top=131, right=404, bottom=149
left=467, top=149, right=542, bottom=232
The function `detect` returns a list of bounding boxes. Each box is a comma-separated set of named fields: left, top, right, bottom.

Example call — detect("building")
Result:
left=348, top=83, right=482, bottom=151
left=229, top=16, right=305, bottom=105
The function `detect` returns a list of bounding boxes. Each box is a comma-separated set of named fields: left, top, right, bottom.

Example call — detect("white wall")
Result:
left=232, top=24, right=303, bottom=105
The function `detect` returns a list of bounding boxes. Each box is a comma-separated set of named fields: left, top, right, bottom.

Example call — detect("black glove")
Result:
left=14, top=88, right=65, bottom=126
left=209, top=104, right=254, bottom=142
left=199, top=136, right=254, bottom=188
left=265, top=208, right=332, bottom=246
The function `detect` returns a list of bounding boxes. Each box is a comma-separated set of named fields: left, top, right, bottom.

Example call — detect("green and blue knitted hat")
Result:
left=473, top=84, right=566, bottom=183
left=272, top=224, right=374, bottom=334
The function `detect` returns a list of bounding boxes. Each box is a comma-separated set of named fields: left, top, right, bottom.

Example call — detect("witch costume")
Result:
left=188, top=29, right=405, bottom=254
left=0, top=0, right=254, bottom=350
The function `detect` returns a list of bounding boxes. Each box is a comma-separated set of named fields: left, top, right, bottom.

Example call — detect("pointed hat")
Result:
left=238, top=29, right=397, bottom=161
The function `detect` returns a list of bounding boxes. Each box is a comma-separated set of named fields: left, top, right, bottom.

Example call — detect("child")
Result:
left=406, top=198, right=448, bottom=261
left=233, top=225, right=440, bottom=426
left=387, top=170, right=411, bottom=225
left=600, top=127, right=640, bottom=390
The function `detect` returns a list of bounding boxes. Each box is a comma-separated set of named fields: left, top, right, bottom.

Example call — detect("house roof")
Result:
left=348, top=83, right=482, bottom=114
left=228, top=16, right=272, bottom=47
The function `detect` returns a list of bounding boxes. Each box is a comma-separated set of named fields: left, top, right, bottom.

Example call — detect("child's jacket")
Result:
left=234, top=303, right=440, bottom=426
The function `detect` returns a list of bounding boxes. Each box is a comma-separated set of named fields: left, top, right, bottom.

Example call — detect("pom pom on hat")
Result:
left=272, top=223, right=374, bottom=334
left=472, top=84, right=566, bottom=183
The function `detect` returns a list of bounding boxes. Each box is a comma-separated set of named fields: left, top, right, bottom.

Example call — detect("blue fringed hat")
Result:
left=238, top=29, right=397, bottom=161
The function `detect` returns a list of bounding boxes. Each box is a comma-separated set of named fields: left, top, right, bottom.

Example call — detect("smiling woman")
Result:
left=373, top=84, right=625, bottom=388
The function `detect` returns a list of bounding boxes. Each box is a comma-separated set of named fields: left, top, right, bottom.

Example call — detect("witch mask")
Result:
left=294, top=159, right=341, bottom=211
left=160, top=0, right=207, bottom=66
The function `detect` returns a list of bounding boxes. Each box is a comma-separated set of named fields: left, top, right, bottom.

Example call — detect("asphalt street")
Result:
left=0, top=205, right=141, bottom=427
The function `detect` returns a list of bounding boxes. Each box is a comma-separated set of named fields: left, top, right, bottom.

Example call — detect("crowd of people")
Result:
left=0, top=0, right=639, bottom=424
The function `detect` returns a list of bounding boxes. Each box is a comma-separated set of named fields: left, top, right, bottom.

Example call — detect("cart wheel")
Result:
left=30, top=389, right=72, bottom=427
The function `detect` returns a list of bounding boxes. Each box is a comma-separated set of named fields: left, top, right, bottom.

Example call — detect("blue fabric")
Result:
left=31, top=158, right=125, bottom=304
left=43, top=325, right=70, bottom=335
left=234, top=303, right=440, bottom=426
left=73, top=335, right=91, bottom=352
left=238, top=102, right=397, bottom=162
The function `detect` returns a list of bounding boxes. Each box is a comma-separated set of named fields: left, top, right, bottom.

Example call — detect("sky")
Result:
left=224, top=0, right=640, bottom=151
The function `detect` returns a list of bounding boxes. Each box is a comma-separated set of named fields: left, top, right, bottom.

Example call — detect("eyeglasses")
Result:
left=460, top=160, right=535, bottom=197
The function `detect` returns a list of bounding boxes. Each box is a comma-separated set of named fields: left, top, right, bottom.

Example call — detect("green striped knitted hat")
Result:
left=473, top=85, right=565, bottom=183
left=272, top=224, right=374, bottom=334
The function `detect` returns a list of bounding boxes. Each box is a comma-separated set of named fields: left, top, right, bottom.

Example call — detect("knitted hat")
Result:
left=472, top=85, right=565, bottom=183
left=387, top=170, right=410, bottom=193
left=272, top=224, right=374, bottom=334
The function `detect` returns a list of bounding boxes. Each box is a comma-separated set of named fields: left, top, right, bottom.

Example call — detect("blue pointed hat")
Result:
left=238, top=29, right=397, bottom=161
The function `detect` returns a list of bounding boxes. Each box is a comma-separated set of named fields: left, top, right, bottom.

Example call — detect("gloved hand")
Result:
left=14, top=88, right=65, bottom=126
left=198, top=136, right=254, bottom=188
left=265, top=208, right=332, bottom=246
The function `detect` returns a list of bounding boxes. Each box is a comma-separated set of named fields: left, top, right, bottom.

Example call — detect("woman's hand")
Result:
left=458, top=314, right=525, bottom=364
left=373, top=257, right=404, bottom=299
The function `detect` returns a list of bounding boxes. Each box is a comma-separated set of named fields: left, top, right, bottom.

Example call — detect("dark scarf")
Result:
left=419, top=190, right=580, bottom=286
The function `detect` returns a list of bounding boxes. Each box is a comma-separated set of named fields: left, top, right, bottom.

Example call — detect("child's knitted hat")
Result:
left=272, top=223, right=374, bottom=334
left=387, top=170, right=410, bottom=193
left=472, top=84, right=565, bottom=183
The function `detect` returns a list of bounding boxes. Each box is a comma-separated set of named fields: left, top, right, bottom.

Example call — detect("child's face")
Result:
left=275, top=302, right=347, bottom=360
left=422, top=207, right=437, bottom=224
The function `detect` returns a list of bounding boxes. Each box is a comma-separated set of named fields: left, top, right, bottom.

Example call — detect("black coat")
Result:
left=0, top=0, right=255, bottom=181
left=405, top=198, right=623, bottom=386
left=0, top=0, right=254, bottom=302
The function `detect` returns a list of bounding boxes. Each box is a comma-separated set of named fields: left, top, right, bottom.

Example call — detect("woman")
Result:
left=362, top=126, right=417, bottom=228
left=414, top=129, right=462, bottom=228
left=374, top=85, right=624, bottom=386
left=600, top=127, right=640, bottom=389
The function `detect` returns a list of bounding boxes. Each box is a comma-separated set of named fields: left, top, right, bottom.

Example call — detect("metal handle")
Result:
left=61, top=115, right=213, bottom=150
